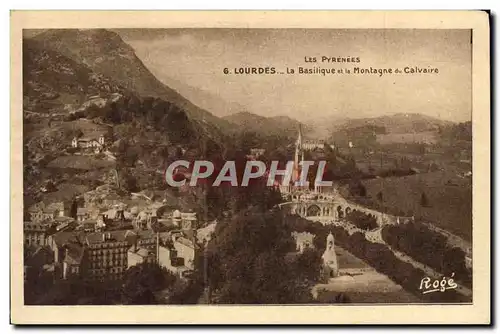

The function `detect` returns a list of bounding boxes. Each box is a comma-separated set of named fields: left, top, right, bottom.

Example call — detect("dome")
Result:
left=173, top=209, right=181, bottom=218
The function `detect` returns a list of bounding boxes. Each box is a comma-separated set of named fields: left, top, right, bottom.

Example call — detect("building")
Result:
left=321, top=233, right=339, bottom=281
left=28, top=201, right=73, bottom=223
left=78, top=219, right=99, bottom=233
left=127, top=245, right=156, bottom=269
left=158, top=234, right=197, bottom=278
left=278, top=125, right=335, bottom=196
left=133, top=209, right=157, bottom=230
left=62, top=243, right=85, bottom=280
left=172, top=210, right=198, bottom=230
left=84, top=230, right=137, bottom=282
left=291, top=231, right=315, bottom=253
left=246, top=148, right=266, bottom=160
left=54, top=216, right=77, bottom=232
left=24, top=221, right=52, bottom=247
left=47, top=231, right=84, bottom=266
left=76, top=208, right=90, bottom=222
left=71, top=134, right=105, bottom=151
left=301, top=141, right=330, bottom=151
left=196, top=221, right=217, bottom=245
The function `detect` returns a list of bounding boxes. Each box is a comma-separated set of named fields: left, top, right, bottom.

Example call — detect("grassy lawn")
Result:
left=361, top=171, right=472, bottom=241
left=336, top=246, right=369, bottom=269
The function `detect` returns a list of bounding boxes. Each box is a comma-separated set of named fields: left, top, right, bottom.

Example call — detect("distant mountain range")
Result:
left=333, top=113, right=454, bottom=134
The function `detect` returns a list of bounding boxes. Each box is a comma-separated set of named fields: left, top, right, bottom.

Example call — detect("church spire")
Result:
left=293, top=124, right=303, bottom=184
left=297, top=123, right=303, bottom=148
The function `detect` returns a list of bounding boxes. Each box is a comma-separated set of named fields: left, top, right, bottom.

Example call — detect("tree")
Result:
left=348, top=179, right=367, bottom=197
left=121, top=263, right=177, bottom=305
left=294, top=248, right=322, bottom=282
left=420, top=192, right=429, bottom=207
left=205, top=210, right=309, bottom=304
left=345, top=210, right=377, bottom=230
left=376, top=191, right=383, bottom=202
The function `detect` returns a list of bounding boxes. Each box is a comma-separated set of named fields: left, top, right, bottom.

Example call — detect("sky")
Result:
left=118, top=29, right=472, bottom=123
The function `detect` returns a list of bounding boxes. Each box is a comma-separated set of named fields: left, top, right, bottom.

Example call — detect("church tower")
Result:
left=321, top=232, right=339, bottom=281
left=293, top=124, right=304, bottom=184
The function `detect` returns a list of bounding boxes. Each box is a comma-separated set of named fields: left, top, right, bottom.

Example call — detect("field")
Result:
left=313, top=270, right=421, bottom=303
left=336, top=246, right=369, bottom=269
left=361, top=171, right=472, bottom=241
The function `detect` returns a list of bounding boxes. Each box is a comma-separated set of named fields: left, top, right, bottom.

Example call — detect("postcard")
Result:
left=10, top=10, right=490, bottom=325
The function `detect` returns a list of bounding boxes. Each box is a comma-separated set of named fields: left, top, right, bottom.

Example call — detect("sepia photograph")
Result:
left=10, top=10, right=490, bottom=325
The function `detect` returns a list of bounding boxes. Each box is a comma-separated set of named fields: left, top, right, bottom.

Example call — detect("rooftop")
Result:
left=64, top=243, right=84, bottom=265
left=52, top=231, right=85, bottom=248
left=85, top=230, right=137, bottom=245
left=174, top=237, right=195, bottom=249
left=128, top=246, right=153, bottom=258
left=76, top=208, right=88, bottom=215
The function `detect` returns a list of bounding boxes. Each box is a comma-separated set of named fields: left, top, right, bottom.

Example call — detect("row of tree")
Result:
left=381, top=223, right=472, bottom=288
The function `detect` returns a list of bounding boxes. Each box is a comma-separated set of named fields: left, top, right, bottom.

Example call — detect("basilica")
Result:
left=278, top=125, right=335, bottom=196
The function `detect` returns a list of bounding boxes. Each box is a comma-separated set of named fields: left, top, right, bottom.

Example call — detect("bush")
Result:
left=345, top=210, right=378, bottom=230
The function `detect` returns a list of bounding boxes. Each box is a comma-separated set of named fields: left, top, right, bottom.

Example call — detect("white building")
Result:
left=71, top=134, right=105, bottom=151
left=321, top=233, right=339, bottom=281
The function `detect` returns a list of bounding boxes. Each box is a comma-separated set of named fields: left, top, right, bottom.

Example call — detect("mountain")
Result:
left=24, top=33, right=244, bottom=211
left=223, top=112, right=304, bottom=139
left=23, top=38, right=171, bottom=155
left=333, top=113, right=454, bottom=134
left=323, top=113, right=455, bottom=147
left=31, top=29, right=233, bottom=137
left=23, top=38, right=128, bottom=115
left=156, top=76, right=248, bottom=118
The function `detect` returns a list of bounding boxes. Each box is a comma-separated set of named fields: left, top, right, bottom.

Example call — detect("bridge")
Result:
left=278, top=190, right=409, bottom=226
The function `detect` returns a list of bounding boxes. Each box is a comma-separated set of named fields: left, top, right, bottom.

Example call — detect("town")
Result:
left=23, top=123, right=473, bottom=305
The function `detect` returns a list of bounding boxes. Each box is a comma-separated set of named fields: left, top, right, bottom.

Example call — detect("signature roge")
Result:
left=419, top=273, right=458, bottom=294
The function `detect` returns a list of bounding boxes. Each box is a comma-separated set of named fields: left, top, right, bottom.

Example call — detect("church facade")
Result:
left=278, top=125, right=334, bottom=195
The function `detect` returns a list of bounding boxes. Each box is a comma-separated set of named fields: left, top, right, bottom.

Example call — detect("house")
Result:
left=28, top=201, right=73, bottom=223
left=71, top=134, right=105, bottom=149
left=54, top=216, right=76, bottom=232
left=48, top=231, right=85, bottom=265
left=24, top=221, right=52, bottom=247
left=246, top=148, right=266, bottom=160
left=158, top=233, right=197, bottom=279
left=77, top=219, right=99, bottom=233
left=291, top=231, right=315, bottom=253
left=127, top=246, right=156, bottom=269
left=196, top=221, right=217, bottom=245
left=62, top=243, right=84, bottom=280
left=171, top=210, right=198, bottom=230
left=76, top=208, right=90, bottom=222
